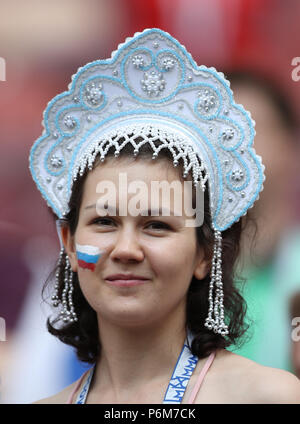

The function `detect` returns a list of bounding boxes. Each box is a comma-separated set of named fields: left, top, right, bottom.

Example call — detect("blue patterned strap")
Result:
left=74, top=366, right=95, bottom=404
left=162, top=340, right=198, bottom=404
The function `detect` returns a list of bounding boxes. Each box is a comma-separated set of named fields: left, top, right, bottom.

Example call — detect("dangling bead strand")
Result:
left=204, top=230, right=229, bottom=336
left=60, top=256, right=70, bottom=322
left=52, top=247, right=64, bottom=308
left=67, top=267, right=78, bottom=323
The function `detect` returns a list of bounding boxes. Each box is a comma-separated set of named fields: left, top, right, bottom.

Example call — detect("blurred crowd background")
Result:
left=0, top=0, right=300, bottom=403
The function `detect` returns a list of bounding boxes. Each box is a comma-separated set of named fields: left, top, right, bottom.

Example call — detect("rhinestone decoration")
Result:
left=222, top=128, right=235, bottom=141
left=197, top=89, right=217, bottom=114
left=132, top=55, right=145, bottom=69
left=231, top=169, right=244, bottom=182
left=64, top=115, right=76, bottom=129
left=162, top=58, right=175, bottom=71
left=84, top=82, right=103, bottom=106
left=141, top=71, right=166, bottom=97
left=50, top=155, right=63, bottom=168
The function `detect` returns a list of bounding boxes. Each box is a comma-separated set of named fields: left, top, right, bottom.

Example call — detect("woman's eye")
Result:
left=146, top=221, right=171, bottom=230
left=92, top=217, right=115, bottom=226
left=90, top=218, right=171, bottom=231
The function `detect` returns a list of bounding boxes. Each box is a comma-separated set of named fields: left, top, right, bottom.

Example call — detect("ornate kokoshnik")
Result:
left=29, top=28, right=265, bottom=336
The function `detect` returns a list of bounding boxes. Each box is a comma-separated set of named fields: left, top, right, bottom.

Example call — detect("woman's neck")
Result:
left=92, top=314, right=187, bottom=401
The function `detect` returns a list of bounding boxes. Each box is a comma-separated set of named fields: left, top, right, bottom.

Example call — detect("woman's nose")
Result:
left=110, top=227, right=144, bottom=263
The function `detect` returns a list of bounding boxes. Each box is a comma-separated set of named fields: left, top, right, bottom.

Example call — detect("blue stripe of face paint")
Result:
left=76, top=251, right=100, bottom=264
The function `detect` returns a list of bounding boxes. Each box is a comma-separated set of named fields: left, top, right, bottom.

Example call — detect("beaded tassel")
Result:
left=52, top=248, right=78, bottom=323
left=204, top=230, right=229, bottom=336
left=52, top=247, right=64, bottom=308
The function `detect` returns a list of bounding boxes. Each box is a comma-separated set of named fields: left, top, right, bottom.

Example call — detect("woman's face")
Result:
left=63, top=157, right=208, bottom=329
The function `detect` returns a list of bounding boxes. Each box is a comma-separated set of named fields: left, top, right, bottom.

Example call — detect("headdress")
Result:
left=29, top=29, right=265, bottom=334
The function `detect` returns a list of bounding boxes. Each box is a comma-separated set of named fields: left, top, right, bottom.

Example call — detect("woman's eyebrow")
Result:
left=84, top=203, right=97, bottom=210
left=84, top=203, right=182, bottom=217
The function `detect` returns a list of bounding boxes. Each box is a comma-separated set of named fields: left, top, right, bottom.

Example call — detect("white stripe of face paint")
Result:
left=76, top=243, right=102, bottom=256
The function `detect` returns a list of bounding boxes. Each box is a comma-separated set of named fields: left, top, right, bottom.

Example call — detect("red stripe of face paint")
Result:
left=78, top=259, right=96, bottom=271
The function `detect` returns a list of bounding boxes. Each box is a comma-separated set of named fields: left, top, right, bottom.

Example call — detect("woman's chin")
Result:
left=97, top=307, right=158, bottom=329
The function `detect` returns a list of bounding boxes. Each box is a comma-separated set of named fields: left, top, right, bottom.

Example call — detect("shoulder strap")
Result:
left=187, top=351, right=216, bottom=404
left=65, top=368, right=94, bottom=404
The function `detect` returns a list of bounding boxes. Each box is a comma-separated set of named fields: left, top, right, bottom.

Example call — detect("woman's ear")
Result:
left=194, top=248, right=210, bottom=280
left=60, top=225, right=78, bottom=272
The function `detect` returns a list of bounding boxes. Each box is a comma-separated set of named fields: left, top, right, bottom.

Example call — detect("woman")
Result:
left=30, top=29, right=300, bottom=403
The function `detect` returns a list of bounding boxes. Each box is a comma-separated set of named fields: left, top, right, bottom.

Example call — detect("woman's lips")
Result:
left=105, top=279, right=150, bottom=287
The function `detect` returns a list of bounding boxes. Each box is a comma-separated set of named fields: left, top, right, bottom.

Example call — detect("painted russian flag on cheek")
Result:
left=76, top=244, right=102, bottom=272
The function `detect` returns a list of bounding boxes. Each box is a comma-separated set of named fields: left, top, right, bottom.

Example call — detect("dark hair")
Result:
left=43, top=141, right=250, bottom=363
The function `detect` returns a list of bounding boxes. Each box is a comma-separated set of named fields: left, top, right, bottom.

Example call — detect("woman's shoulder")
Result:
left=245, top=359, right=300, bottom=403
left=205, top=349, right=300, bottom=404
